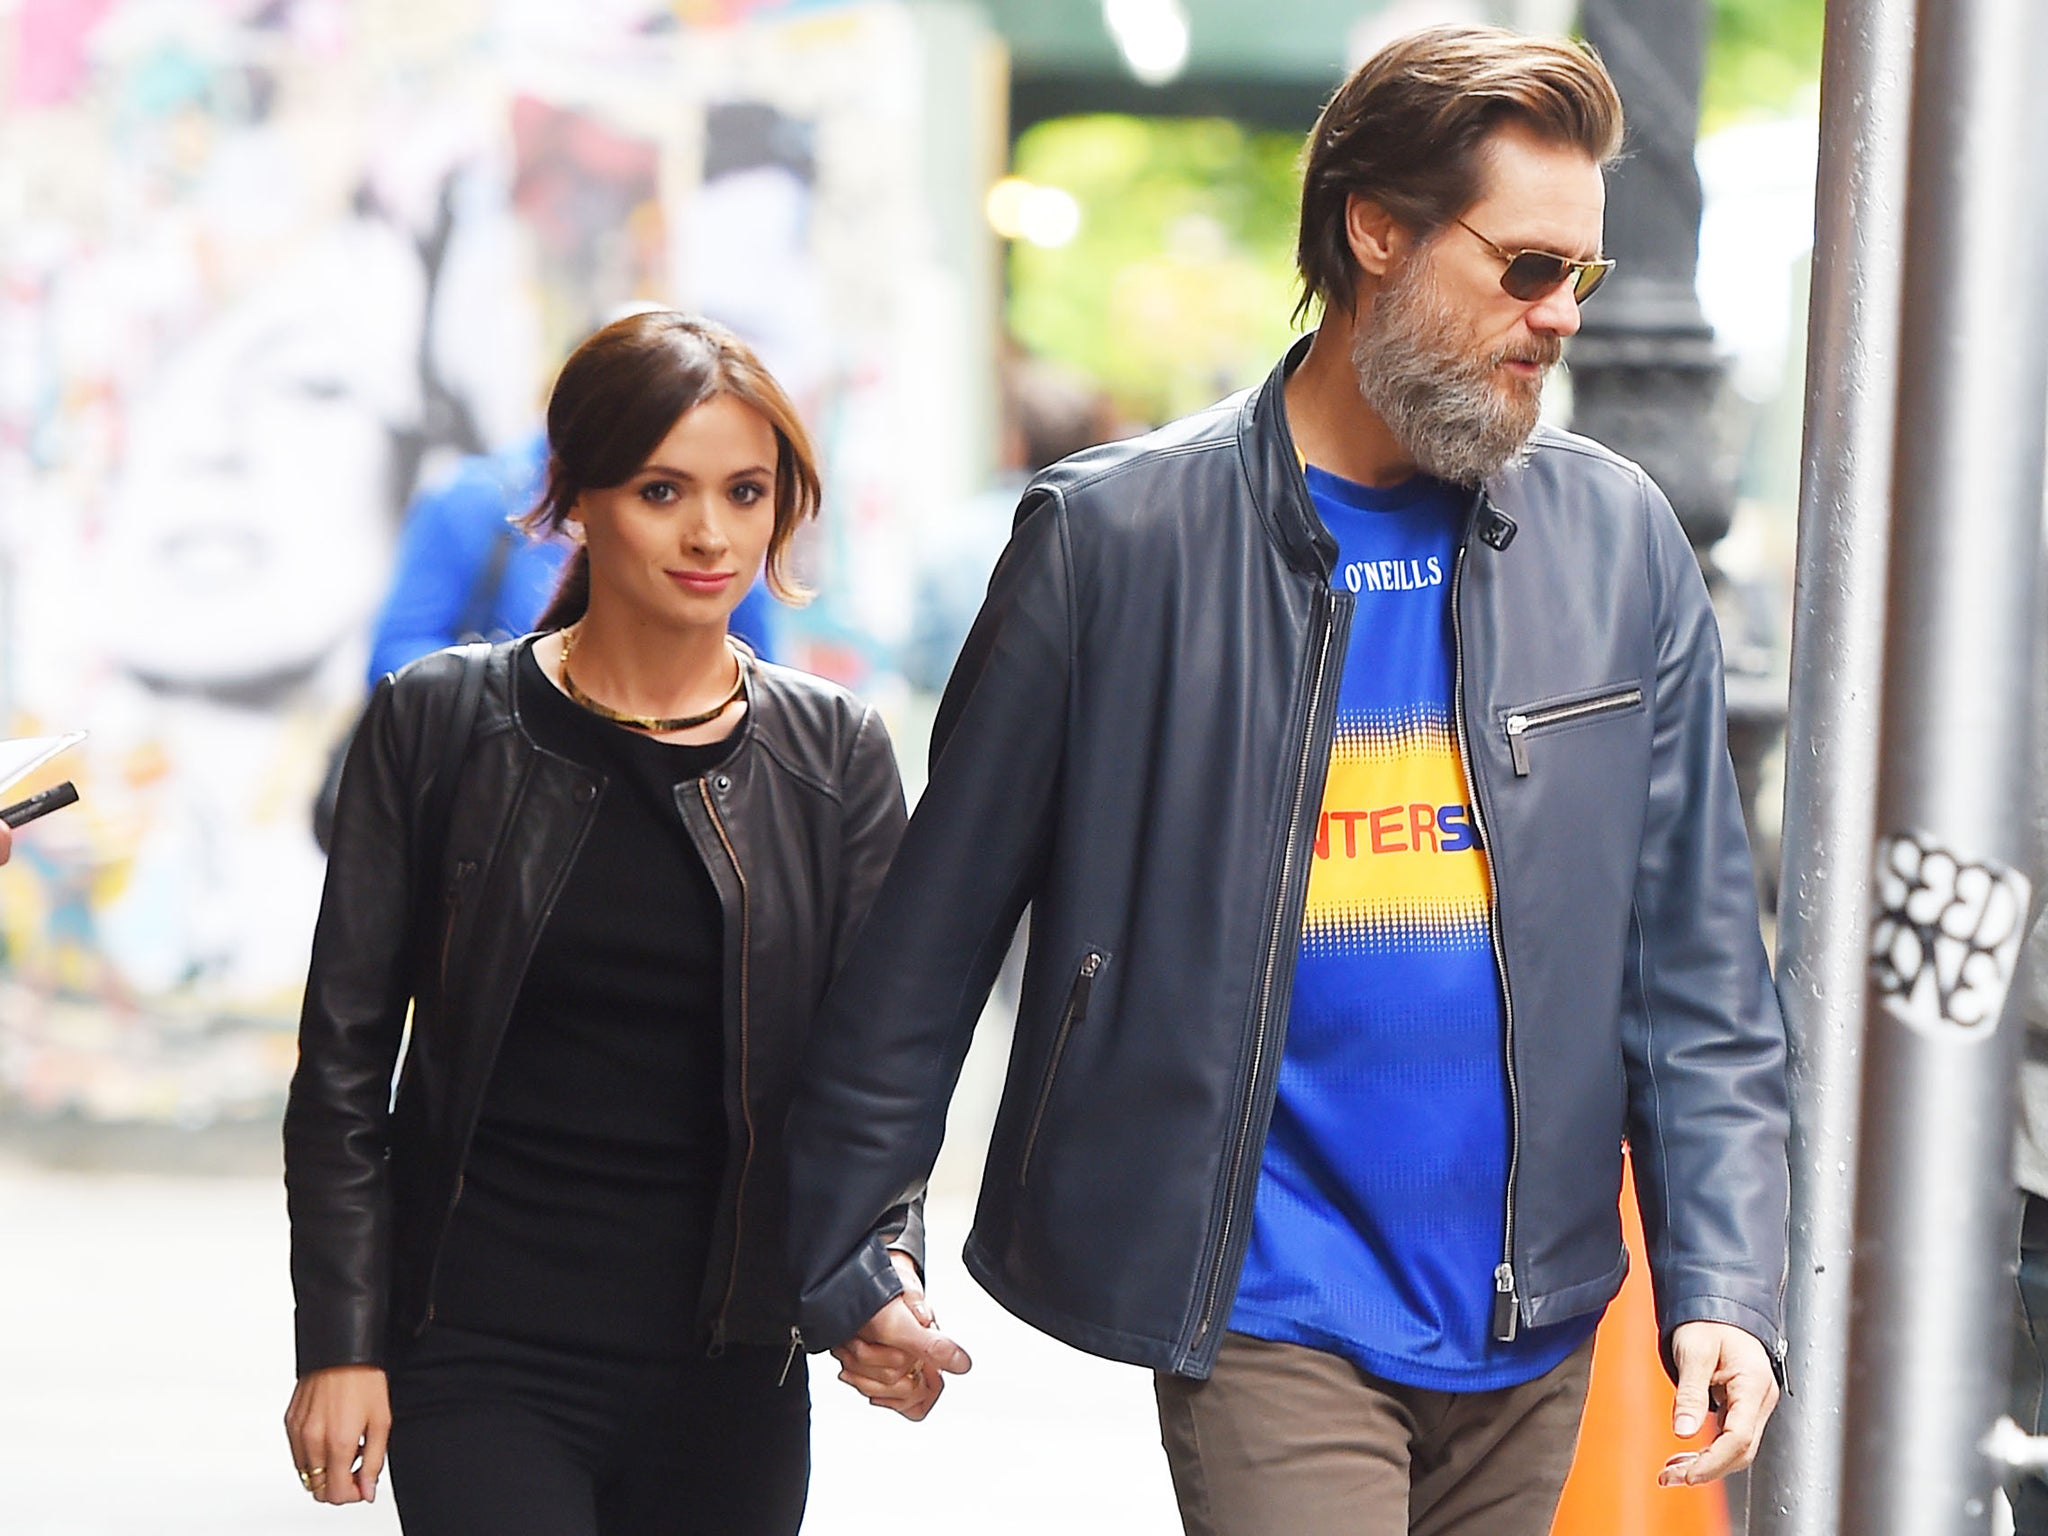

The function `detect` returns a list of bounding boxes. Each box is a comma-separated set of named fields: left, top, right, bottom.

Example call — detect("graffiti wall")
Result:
left=0, top=0, right=998, bottom=1125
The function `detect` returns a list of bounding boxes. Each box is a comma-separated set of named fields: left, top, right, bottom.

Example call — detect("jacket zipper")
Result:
left=700, top=779, right=754, bottom=1356
left=1018, top=950, right=1106, bottom=1186
left=777, top=1324, right=803, bottom=1386
left=1451, top=531, right=1524, bottom=1344
left=1503, top=686, right=1644, bottom=776
left=1190, top=593, right=1338, bottom=1352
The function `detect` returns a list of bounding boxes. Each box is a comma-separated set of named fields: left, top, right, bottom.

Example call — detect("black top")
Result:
left=431, top=643, right=740, bottom=1357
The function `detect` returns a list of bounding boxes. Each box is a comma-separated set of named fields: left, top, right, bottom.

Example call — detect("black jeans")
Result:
left=2013, top=1193, right=2048, bottom=1535
left=387, top=1325, right=809, bottom=1536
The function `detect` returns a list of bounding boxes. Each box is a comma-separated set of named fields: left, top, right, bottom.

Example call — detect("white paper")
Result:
left=0, top=732, right=86, bottom=794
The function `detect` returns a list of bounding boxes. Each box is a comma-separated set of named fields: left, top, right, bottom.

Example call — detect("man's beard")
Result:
left=1350, top=254, right=1562, bottom=486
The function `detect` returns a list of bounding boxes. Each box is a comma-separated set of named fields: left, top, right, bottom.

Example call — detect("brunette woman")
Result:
left=282, top=312, right=921, bottom=1534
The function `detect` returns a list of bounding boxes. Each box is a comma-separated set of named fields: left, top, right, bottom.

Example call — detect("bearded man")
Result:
left=785, top=25, right=1790, bottom=1536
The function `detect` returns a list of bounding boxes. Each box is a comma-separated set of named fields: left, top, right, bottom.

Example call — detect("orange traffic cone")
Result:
left=1550, top=1154, right=1729, bottom=1536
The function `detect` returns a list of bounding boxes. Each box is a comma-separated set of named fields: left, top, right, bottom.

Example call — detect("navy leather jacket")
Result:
left=786, top=338, right=1790, bottom=1380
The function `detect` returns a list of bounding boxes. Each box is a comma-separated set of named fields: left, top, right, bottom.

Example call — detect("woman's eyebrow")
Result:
left=638, top=462, right=774, bottom=480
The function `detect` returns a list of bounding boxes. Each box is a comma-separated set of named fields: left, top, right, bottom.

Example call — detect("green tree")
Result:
left=1704, top=0, right=1826, bottom=128
left=1007, top=116, right=1302, bottom=425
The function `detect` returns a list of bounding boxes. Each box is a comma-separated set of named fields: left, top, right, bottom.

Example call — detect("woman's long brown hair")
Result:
left=523, top=312, right=822, bottom=630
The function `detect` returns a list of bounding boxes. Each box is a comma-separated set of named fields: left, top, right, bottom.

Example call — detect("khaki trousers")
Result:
left=1155, top=1331, right=1595, bottom=1536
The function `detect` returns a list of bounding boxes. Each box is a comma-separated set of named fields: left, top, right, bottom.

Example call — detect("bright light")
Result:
left=1103, top=0, right=1190, bottom=87
left=986, top=177, right=1083, bottom=249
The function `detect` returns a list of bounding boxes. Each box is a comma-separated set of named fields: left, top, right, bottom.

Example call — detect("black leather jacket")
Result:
left=285, top=637, right=910, bottom=1375
left=786, top=338, right=1789, bottom=1380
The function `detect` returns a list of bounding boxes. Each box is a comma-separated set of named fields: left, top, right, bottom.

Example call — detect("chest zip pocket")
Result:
left=1020, top=949, right=1107, bottom=1187
left=1503, top=686, right=1644, bottom=776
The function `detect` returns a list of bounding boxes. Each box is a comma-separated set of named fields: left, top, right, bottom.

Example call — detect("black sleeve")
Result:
left=282, top=665, right=439, bottom=1374
left=784, top=489, right=1073, bottom=1346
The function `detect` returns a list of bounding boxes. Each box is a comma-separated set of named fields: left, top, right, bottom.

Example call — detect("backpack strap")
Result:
left=415, top=640, right=492, bottom=916
left=454, top=525, right=518, bottom=643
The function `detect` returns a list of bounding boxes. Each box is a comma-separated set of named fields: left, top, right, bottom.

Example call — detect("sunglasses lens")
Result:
left=1572, top=262, right=1611, bottom=303
left=1501, top=253, right=1572, bottom=302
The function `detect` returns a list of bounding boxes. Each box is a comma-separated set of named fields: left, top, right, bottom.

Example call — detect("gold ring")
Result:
left=298, top=1470, right=312, bottom=1489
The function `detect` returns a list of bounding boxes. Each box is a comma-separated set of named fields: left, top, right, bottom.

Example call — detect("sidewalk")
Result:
left=0, top=1004, right=1183, bottom=1534
left=0, top=1166, right=1178, bottom=1535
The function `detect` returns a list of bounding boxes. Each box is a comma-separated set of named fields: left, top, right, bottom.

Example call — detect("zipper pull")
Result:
left=707, top=1318, right=728, bottom=1359
left=1073, top=951, right=1103, bottom=1016
left=1504, top=717, right=1532, bottom=776
left=1492, top=1262, right=1521, bottom=1342
left=778, top=1325, right=804, bottom=1387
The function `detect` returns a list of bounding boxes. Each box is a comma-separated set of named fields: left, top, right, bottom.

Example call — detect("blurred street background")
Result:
left=0, top=0, right=1825, bottom=1529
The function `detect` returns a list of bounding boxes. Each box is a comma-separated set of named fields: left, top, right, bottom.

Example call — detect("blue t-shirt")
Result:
left=1230, top=465, right=1596, bottom=1391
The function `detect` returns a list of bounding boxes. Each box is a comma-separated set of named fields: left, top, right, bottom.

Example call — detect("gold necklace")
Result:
left=556, top=626, right=746, bottom=734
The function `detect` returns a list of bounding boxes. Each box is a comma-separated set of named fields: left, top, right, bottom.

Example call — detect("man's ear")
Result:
left=1343, top=193, right=1408, bottom=283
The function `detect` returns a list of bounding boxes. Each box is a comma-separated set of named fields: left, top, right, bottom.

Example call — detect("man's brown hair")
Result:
left=1295, top=24, right=1624, bottom=324
left=525, top=311, right=822, bottom=628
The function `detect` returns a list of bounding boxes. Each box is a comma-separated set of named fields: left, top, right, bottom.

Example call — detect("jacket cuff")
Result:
left=799, top=1234, right=906, bottom=1351
left=1657, top=1294, right=1788, bottom=1389
left=877, top=1195, right=927, bottom=1281
left=293, top=1300, right=387, bottom=1378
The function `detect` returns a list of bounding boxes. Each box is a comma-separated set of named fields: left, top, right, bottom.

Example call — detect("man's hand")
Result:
left=831, top=1251, right=972, bottom=1421
left=1658, top=1321, right=1780, bottom=1487
left=283, top=1365, right=390, bottom=1504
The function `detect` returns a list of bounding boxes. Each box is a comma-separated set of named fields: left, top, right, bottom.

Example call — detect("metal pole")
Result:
left=1746, top=2, right=1916, bottom=1533
left=1839, top=0, right=2048, bottom=1527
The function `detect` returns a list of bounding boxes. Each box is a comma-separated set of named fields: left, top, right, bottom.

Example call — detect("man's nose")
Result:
left=1528, top=280, right=1583, bottom=338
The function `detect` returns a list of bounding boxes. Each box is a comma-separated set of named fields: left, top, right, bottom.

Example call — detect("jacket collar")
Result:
left=1241, top=334, right=1338, bottom=579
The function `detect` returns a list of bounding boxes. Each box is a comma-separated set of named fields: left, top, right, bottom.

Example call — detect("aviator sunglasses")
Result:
left=1454, top=217, right=1615, bottom=304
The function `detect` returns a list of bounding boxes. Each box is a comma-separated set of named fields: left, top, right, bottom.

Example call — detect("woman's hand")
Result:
left=831, top=1251, right=972, bottom=1421
left=284, top=1365, right=391, bottom=1504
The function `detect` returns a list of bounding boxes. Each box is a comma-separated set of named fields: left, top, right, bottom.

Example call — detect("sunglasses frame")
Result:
left=1453, top=217, right=1615, bottom=304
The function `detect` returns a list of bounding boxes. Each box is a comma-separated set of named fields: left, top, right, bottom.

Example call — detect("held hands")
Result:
left=284, top=1365, right=391, bottom=1504
left=831, top=1251, right=973, bottom=1421
left=1658, top=1320, right=1781, bottom=1487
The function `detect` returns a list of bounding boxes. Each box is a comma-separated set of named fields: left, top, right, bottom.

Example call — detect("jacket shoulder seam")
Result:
left=751, top=733, right=847, bottom=804
left=1045, top=434, right=1236, bottom=504
left=743, top=665, right=874, bottom=804
left=1526, top=426, right=1653, bottom=484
